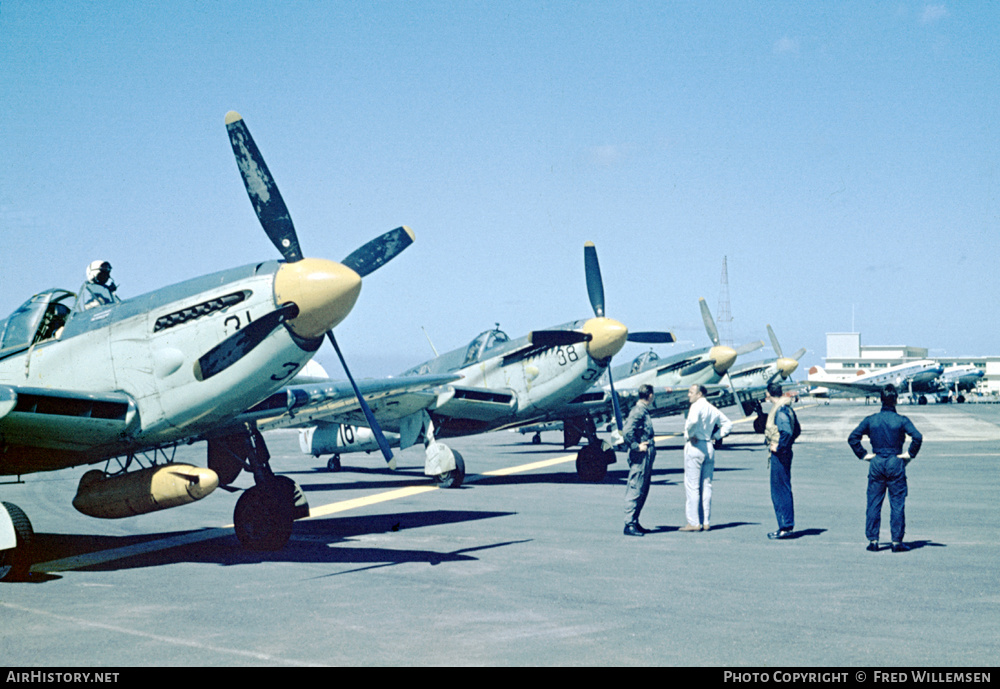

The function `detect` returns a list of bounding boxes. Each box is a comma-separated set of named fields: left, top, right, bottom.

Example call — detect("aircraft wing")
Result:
left=0, top=385, right=138, bottom=455
left=247, top=374, right=461, bottom=432
left=803, top=379, right=884, bottom=396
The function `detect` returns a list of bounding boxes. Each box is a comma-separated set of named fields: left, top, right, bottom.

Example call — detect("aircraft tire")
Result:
left=576, top=447, right=608, bottom=483
left=326, top=454, right=342, bottom=472
left=753, top=415, right=767, bottom=434
left=532, top=434, right=541, bottom=445
left=0, top=502, right=34, bottom=581
left=435, top=451, right=465, bottom=489
left=234, top=484, right=293, bottom=551
left=918, top=396, right=928, bottom=405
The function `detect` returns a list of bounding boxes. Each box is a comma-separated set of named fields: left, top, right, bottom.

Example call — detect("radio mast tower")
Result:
left=717, top=256, right=734, bottom=347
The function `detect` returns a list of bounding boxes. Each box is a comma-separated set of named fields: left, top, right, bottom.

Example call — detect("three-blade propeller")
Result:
left=766, top=324, right=805, bottom=383
left=215, top=111, right=410, bottom=466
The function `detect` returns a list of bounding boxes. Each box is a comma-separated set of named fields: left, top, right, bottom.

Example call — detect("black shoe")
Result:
left=767, top=529, right=793, bottom=540
left=866, top=541, right=879, bottom=552
left=891, top=542, right=910, bottom=553
left=623, top=524, right=644, bottom=537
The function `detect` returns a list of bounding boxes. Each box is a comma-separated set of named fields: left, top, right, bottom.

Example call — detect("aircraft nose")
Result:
left=776, top=357, right=799, bottom=379
left=709, top=345, right=737, bottom=375
left=274, top=258, right=362, bottom=339
left=582, top=317, right=628, bottom=360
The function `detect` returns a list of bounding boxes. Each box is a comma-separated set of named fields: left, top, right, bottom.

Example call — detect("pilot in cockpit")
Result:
left=80, top=260, right=121, bottom=309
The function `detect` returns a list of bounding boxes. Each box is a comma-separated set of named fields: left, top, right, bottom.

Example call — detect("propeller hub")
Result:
left=709, top=345, right=737, bottom=375
left=274, top=258, right=362, bottom=339
left=582, top=317, right=628, bottom=361
left=776, top=357, right=799, bottom=378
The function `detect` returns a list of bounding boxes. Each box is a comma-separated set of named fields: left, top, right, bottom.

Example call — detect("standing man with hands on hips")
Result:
left=848, top=384, right=922, bottom=553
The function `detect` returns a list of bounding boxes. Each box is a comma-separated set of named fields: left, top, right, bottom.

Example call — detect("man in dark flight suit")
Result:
left=848, top=385, right=923, bottom=553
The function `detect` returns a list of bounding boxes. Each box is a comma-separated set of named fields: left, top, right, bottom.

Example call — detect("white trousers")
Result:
left=684, top=439, right=715, bottom=527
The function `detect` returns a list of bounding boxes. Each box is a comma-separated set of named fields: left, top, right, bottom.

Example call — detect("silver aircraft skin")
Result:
left=516, top=299, right=761, bottom=479
left=805, top=359, right=945, bottom=402
left=921, top=364, right=984, bottom=403
left=292, top=243, right=644, bottom=488
left=726, top=325, right=804, bottom=392
left=0, top=112, right=420, bottom=579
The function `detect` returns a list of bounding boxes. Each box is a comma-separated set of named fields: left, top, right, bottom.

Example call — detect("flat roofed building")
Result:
left=824, top=333, right=999, bottom=396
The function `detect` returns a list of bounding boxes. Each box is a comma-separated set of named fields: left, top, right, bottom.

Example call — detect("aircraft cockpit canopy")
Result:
left=462, top=327, right=510, bottom=367
left=0, top=289, right=77, bottom=359
left=630, top=350, right=660, bottom=376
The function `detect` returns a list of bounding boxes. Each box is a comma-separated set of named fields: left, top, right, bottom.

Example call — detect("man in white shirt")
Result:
left=680, top=384, right=732, bottom=532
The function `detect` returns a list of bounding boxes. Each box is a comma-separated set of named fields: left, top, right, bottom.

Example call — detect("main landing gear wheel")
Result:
left=753, top=414, right=767, bottom=434
left=435, top=451, right=466, bottom=489
left=576, top=445, right=611, bottom=483
left=0, top=502, right=34, bottom=582
left=234, top=481, right=295, bottom=551
left=326, top=454, right=342, bottom=472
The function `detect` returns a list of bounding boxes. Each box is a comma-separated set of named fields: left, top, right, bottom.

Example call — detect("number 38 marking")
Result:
left=556, top=346, right=579, bottom=366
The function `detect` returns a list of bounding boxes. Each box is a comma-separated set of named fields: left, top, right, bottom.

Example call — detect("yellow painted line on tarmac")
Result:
left=481, top=455, right=575, bottom=476
left=30, top=448, right=611, bottom=574
left=305, top=484, right=440, bottom=518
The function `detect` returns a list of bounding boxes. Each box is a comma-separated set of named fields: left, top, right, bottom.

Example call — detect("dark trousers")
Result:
left=867, top=455, right=908, bottom=543
left=624, top=450, right=654, bottom=525
left=770, top=450, right=794, bottom=530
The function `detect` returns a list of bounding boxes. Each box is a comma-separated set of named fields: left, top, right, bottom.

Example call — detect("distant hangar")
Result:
left=820, top=333, right=999, bottom=396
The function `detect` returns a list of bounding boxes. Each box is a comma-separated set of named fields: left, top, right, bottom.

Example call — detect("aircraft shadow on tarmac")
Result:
left=20, top=509, right=522, bottom=582
left=289, top=466, right=444, bottom=493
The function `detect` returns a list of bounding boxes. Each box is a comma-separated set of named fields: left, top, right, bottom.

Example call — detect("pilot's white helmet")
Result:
left=87, top=260, right=112, bottom=283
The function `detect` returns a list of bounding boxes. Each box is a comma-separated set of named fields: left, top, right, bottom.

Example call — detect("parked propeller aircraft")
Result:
left=516, top=298, right=763, bottom=479
left=722, top=324, right=806, bottom=431
left=290, top=243, right=676, bottom=486
left=0, top=112, right=427, bottom=579
left=805, top=359, right=944, bottom=403
left=929, top=365, right=985, bottom=403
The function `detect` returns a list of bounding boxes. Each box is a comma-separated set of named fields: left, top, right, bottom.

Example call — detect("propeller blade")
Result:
left=225, top=111, right=303, bottom=263
left=766, top=324, right=784, bottom=358
left=699, top=298, right=721, bottom=346
left=680, top=359, right=712, bottom=377
left=341, top=226, right=415, bottom=278
left=608, top=368, right=624, bottom=432
left=530, top=330, right=592, bottom=347
left=790, top=347, right=806, bottom=361
left=584, top=242, right=605, bottom=317
left=735, top=340, right=765, bottom=356
left=195, top=303, right=299, bottom=381
left=627, top=331, right=676, bottom=344
left=326, top=330, right=396, bottom=469
left=720, top=371, right=747, bottom=418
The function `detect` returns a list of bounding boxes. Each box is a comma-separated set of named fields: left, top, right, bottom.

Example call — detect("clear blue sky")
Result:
left=2, top=1, right=997, bottom=378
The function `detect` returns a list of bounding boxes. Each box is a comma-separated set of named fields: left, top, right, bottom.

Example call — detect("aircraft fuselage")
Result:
left=0, top=261, right=323, bottom=473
